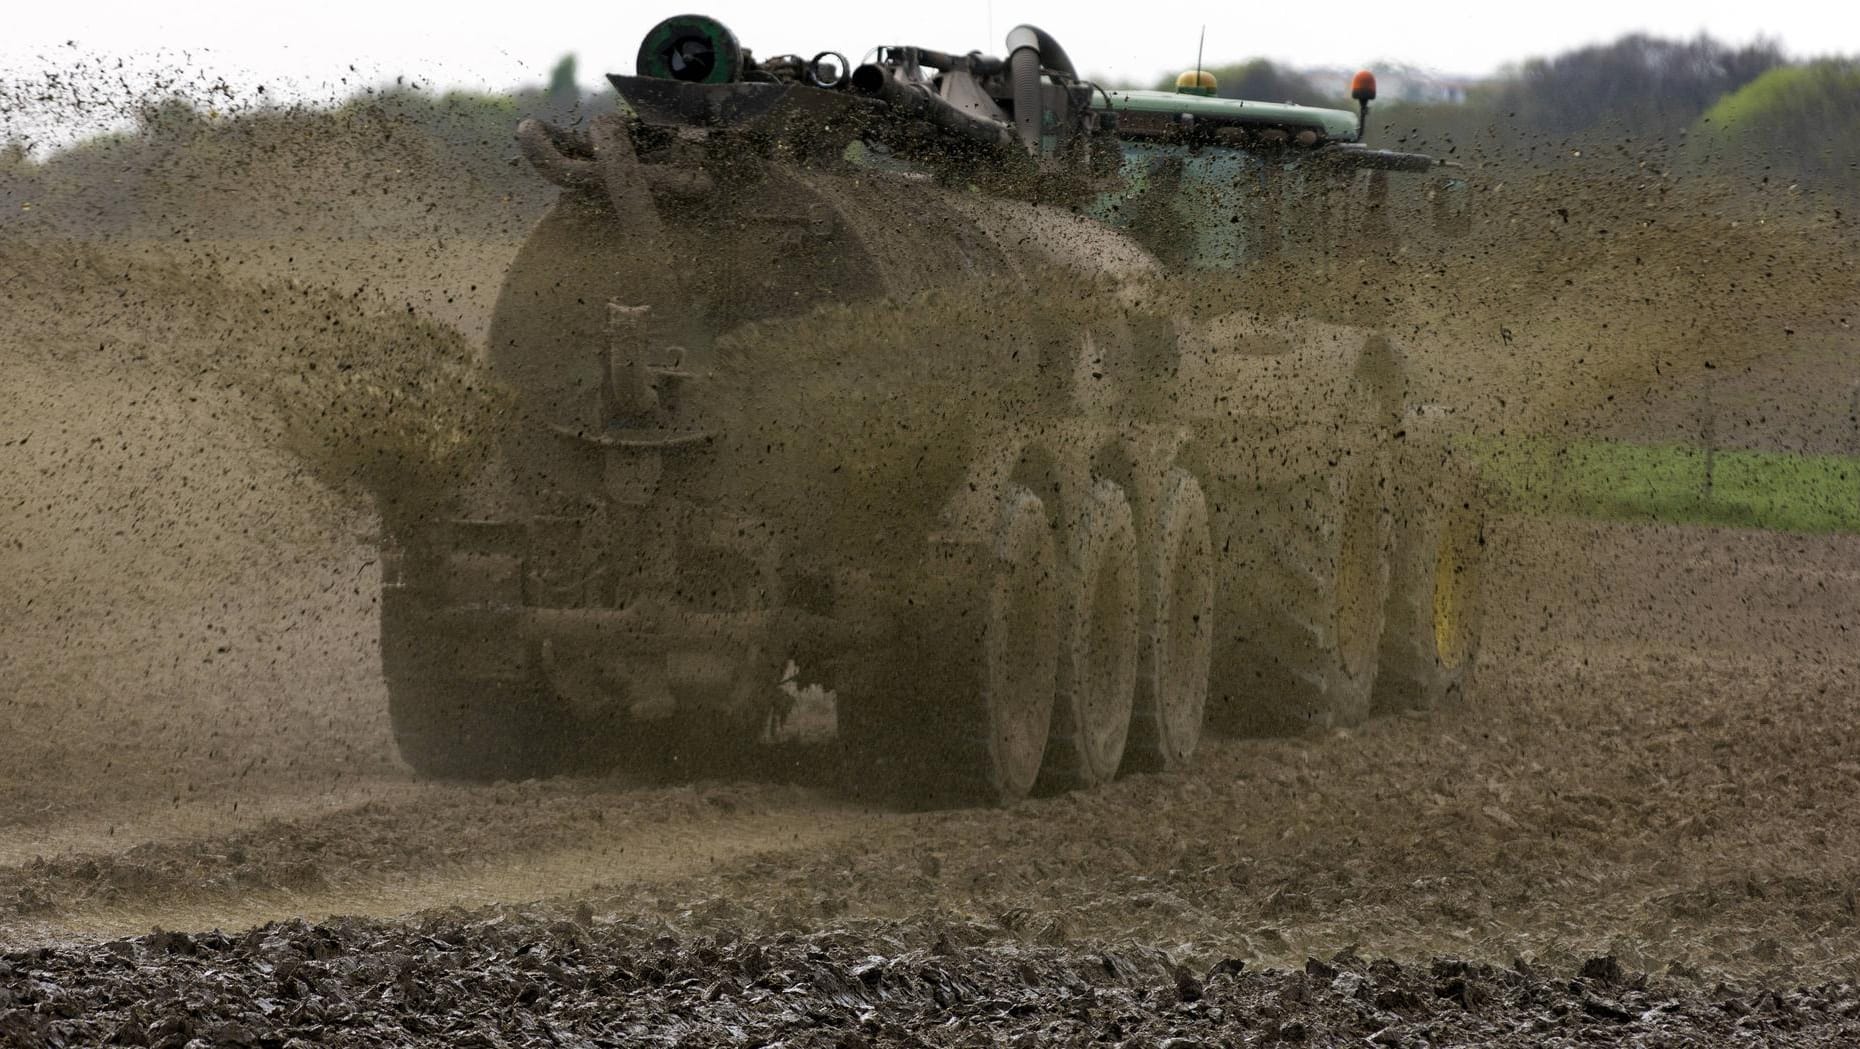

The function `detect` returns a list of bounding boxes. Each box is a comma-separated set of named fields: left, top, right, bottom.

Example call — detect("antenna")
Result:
left=1195, top=25, right=1205, bottom=83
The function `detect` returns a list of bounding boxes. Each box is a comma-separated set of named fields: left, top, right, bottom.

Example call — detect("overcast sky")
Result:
left=5, top=0, right=1857, bottom=121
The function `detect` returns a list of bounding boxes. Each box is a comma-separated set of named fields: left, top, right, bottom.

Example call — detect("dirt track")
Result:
left=6, top=238, right=1860, bottom=1042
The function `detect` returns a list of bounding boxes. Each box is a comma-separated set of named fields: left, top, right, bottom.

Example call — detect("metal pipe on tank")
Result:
left=849, top=64, right=1016, bottom=149
left=1003, top=25, right=1078, bottom=78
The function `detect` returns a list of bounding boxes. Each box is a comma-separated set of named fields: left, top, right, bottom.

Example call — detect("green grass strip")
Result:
left=1464, top=435, right=1860, bottom=535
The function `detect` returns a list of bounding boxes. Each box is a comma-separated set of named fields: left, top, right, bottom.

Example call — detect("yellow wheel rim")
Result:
left=1432, top=515, right=1474, bottom=669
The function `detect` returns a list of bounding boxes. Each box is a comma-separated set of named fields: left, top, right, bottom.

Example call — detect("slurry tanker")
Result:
left=379, top=15, right=1485, bottom=802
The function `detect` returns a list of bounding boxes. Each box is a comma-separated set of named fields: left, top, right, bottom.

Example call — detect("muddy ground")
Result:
left=3, top=516, right=1858, bottom=1043
left=17, top=916, right=1860, bottom=1047
left=5, top=233, right=1860, bottom=1043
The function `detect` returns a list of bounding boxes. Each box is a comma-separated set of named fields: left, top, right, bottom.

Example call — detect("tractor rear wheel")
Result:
left=1214, top=445, right=1392, bottom=734
left=1376, top=446, right=1487, bottom=711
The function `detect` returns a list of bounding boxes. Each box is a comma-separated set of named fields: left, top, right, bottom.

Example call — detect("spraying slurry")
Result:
left=4, top=18, right=1860, bottom=1045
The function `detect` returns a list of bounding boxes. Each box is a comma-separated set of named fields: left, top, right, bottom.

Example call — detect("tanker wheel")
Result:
left=954, top=484, right=1063, bottom=802
left=379, top=549, right=589, bottom=781
left=662, top=642, right=789, bottom=777
left=853, top=484, right=1061, bottom=805
left=1214, top=446, right=1392, bottom=734
left=1124, top=470, right=1215, bottom=772
left=1375, top=470, right=1488, bottom=712
left=1038, top=478, right=1140, bottom=791
left=386, top=674, right=580, bottom=782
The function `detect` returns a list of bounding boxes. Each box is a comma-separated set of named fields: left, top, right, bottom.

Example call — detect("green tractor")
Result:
left=378, top=14, right=1486, bottom=801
